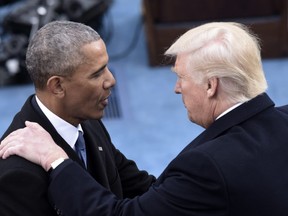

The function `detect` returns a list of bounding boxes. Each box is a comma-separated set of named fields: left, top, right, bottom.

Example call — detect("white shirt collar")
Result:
left=216, top=102, right=243, bottom=120
left=35, top=96, right=82, bottom=149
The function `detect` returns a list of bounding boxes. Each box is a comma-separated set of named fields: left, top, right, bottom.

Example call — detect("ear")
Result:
left=206, top=77, right=218, bottom=98
left=46, top=76, right=65, bottom=97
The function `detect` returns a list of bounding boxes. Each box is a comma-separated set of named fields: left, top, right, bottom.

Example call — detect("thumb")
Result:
left=25, top=121, right=41, bottom=130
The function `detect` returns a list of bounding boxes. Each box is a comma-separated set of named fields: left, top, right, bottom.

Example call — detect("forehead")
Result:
left=172, top=53, right=203, bottom=83
left=71, top=40, right=108, bottom=76
left=81, top=40, right=108, bottom=63
left=81, top=39, right=106, bottom=55
left=172, top=53, right=189, bottom=74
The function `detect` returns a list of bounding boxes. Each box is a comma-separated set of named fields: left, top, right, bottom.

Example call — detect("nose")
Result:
left=174, top=79, right=181, bottom=94
left=103, top=68, right=116, bottom=89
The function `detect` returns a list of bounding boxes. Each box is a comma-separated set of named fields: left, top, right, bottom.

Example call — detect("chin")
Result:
left=88, top=111, right=104, bottom=120
left=96, top=114, right=104, bottom=120
left=187, top=114, right=195, bottom=123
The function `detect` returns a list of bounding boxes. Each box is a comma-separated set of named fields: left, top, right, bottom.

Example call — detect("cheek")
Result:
left=77, top=84, right=99, bottom=100
left=66, top=88, right=97, bottom=110
left=183, top=95, right=194, bottom=111
left=182, top=89, right=202, bottom=111
left=181, top=84, right=193, bottom=103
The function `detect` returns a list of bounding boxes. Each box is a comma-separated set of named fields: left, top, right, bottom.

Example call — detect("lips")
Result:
left=101, top=93, right=111, bottom=107
left=102, top=98, right=108, bottom=106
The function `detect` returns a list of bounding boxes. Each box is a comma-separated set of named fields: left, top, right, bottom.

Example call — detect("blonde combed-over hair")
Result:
left=165, top=22, right=268, bottom=103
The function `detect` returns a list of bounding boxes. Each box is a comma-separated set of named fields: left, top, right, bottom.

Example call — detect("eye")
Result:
left=91, top=69, right=105, bottom=79
left=93, top=71, right=102, bottom=78
left=178, top=74, right=185, bottom=80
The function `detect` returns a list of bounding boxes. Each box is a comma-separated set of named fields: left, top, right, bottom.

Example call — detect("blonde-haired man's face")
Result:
left=173, top=54, right=214, bottom=128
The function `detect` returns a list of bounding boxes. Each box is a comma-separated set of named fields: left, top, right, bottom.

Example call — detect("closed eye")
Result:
left=90, top=65, right=107, bottom=78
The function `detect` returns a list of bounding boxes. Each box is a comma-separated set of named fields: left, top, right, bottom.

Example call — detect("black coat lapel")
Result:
left=82, top=120, right=111, bottom=189
left=7, top=95, right=84, bottom=166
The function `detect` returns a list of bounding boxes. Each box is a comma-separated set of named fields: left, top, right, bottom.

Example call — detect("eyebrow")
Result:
left=96, top=64, right=107, bottom=73
left=90, top=64, right=107, bottom=77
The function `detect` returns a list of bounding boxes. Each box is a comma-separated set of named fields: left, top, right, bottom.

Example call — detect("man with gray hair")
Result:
left=1, top=22, right=288, bottom=215
left=0, top=20, right=155, bottom=215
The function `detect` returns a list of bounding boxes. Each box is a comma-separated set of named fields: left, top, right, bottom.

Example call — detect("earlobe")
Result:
left=47, top=76, right=65, bottom=97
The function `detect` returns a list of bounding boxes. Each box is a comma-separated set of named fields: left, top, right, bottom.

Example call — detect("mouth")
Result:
left=102, top=98, right=108, bottom=106
left=101, top=93, right=111, bottom=107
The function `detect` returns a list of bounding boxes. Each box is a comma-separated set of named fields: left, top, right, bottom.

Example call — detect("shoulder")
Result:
left=0, top=156, right=48, bottom=183
left=276, top=105, right=288, bottom=115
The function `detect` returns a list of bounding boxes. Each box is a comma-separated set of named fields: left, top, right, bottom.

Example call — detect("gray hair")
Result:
left=165, top=22, right=268, bottom=103
left=26, top=20, right=101, bottom=89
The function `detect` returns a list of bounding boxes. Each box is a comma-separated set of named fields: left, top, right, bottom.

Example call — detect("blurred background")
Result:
left=0, top=0, right=287, bottom=177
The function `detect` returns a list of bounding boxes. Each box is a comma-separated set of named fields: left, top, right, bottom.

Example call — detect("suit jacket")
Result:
left=49, top=93, right=288, bottom=216
left=0, top=95, right=155, bottom=216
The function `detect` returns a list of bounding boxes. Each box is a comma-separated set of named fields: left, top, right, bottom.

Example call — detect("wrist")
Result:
left=43, top=149, right=69, bottom=171
left=44, top=155, right=68, bottom=171
left=51, top=157, right=65, bottom=169
left=47, top=157, right=70, bottom=175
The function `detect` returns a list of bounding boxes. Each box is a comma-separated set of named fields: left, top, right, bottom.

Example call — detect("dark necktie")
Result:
left=75, top=131, right=87, bottom=168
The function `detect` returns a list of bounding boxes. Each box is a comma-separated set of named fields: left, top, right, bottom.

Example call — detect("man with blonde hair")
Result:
left=1, top=22, right=288, bottom=216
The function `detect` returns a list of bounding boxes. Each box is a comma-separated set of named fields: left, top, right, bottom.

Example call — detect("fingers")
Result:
left=1, top=144, right=22, bottom=159
left=0, top=132, right=24, bottom=159
left=0, top=128, right=24, bottom=149
left=0, top=124, right=36, bottom=159
left=1, top=121, right=69, bottom=171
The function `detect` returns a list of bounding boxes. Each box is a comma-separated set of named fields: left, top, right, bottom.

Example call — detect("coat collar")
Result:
left=181, top=93, right=275, bottom=152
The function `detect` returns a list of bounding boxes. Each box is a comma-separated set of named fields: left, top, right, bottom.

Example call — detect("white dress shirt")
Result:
left=35, top=96, right=82, bottom=150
